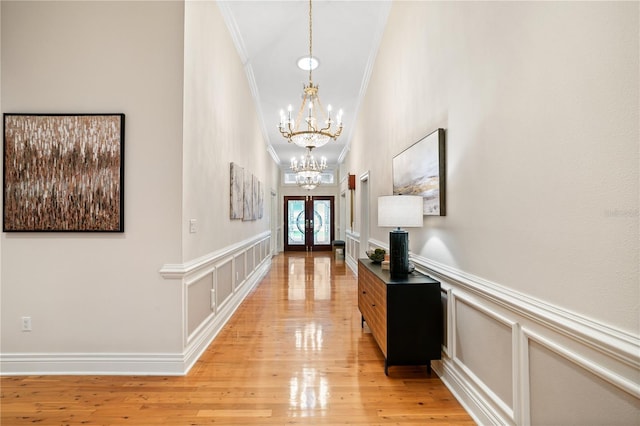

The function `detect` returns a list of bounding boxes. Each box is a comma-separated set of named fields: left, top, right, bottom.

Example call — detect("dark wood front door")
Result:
left=284, top=196, right=335, bottom=251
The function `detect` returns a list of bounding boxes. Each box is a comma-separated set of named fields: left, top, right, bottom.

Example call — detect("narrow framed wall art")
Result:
left=3, top=113, right=125, bottom=232
left=230, top=162, right=244, bottom=219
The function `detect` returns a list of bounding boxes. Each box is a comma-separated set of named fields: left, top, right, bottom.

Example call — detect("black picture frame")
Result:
left=392, top=128, right=446, bottom=216
left=3, top=113, right=125, bottom=232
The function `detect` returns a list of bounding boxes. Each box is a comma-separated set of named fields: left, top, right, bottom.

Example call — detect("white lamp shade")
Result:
left=378, top=195, right=424, bottom=228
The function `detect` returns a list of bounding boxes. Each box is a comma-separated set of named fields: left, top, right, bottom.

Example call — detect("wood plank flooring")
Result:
left=1, top=252, right=475, bottom=425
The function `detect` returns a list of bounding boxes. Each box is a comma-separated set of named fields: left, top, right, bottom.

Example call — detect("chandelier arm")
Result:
left=288, top=130, right=335, bottom=137
left=313, top=96, right=329, bottom=127
left=320, top=123, right=332, bottom=133
left=281, top=118, right=294, bottom=138
left=281, top=130, right=293, bottom=141
left=295, top=93, right=308, bottom=132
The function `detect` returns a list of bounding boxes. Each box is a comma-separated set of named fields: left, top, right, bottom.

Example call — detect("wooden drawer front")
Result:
left=358, top=263, right=388, bottom=356
left=358, top=265, right=373, bottom=317
left=367, top=276, right=387, bottom=356
left=358, top=265, right=375, bottom=324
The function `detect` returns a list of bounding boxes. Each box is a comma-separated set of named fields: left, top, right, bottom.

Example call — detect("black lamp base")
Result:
left=389, top=229, right=409, bottom=278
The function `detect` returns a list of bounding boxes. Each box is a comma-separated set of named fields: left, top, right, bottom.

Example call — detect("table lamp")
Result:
left=378, top=195, right=423, bottom=278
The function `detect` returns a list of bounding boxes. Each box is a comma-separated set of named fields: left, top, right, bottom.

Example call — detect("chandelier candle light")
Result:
left=278, top=0, right=343, bottom=149
left=290, top=148, right=327, bottom=190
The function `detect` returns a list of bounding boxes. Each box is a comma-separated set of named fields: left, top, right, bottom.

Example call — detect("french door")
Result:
left=284, top=196, right=335, bottom=252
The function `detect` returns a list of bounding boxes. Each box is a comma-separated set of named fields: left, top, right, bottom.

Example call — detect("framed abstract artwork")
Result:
left=230, top=162, right=244, bottom=219
left=243, top=172, right=253, bottom=221
left=232, top=163, right=263, bottom=222
left=3, top=113, right=125, bottom=231
left=392, top=128, right=446, bottom=216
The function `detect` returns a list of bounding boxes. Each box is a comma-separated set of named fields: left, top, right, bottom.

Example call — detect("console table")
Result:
left=358, top=258, right=442, bottom=375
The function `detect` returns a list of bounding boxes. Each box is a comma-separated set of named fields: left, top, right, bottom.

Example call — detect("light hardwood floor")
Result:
left=1, top=252, right=475, bottom=425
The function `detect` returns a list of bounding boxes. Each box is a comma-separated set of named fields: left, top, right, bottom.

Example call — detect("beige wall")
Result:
left=1, top=0, right=278, bottom=374
left=1, top=1, right=185, bottom=356
left=183, top=1, right=278, bottom=262
left=348, top=0, right=638, bottom=334
left=345, top=1, right=638, bottom=424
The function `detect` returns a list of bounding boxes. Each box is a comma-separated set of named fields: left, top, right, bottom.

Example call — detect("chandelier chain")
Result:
left=308, top=0, right=313, bottom=85
left=278, top=0, right=343, bottom=151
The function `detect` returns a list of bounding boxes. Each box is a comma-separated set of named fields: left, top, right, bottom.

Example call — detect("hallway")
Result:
left=1, top=252, right=474, bottom=425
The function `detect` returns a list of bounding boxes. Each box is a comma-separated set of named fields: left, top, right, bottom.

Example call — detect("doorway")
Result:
left=284, top=196, right=335, bottom=252
left=359, top=173, right=370, bottom=258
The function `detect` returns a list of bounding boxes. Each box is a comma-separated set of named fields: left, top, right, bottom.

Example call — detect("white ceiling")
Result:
left=218, top=0, right=392, bottom=171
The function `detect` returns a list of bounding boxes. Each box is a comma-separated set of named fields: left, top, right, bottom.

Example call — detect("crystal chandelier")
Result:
left=278, top=0, right=343, bottom=149
left=297, top=175, right=321, bottom=191
left=290, top=148, right=327, bottom=190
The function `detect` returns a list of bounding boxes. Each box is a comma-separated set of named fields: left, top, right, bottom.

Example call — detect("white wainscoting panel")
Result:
left=177, top=232, right=272, bottom=375
left=345, top=230, right=360, bottom=271
left=187, top=273, right=215, bottom=336
left=452, top=294, right=517, bottom=423
left=234, top=252, right=246, bottom=290
left=247, top=245, right=255, bottom=274
left=442, top=288, right=451, bottom=357
left=355, top=237, right=639, bottom=426
left=524, top=327, right=640, bottom=425
left=215, top=258, right=234, bottom=312
left=1, top=233, right=273, bottom=376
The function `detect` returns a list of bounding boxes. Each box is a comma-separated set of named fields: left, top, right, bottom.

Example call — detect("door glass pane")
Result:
left=313, top=200, right=331, bottom=245
left=287, top=200, right=305, bottom=245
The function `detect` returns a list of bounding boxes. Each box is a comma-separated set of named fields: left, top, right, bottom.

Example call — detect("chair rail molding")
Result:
left=1, top=232, right=273, bottom=376
left=357, top=237, right=639, bottom=426
left=411, top=253, right=639, bottom=370
left=159, top=230, right=271, bottom=280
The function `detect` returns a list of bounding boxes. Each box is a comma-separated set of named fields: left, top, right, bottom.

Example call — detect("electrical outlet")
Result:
left=189, top=219, right=197, bottom=234
left=21, top=316, right=32, bottom=332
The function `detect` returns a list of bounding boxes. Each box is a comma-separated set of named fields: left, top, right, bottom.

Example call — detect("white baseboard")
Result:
left=354, top=237, right=640, bottom=425
left=0, top=352, right=186, bottom=376
left=182, top=258, right=270, bottom=375
left=433, top=359, right=504, bottom=426
left=1, top=234, right=272, bottom=376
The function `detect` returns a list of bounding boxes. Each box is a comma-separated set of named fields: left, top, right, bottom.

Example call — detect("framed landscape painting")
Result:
left=392, top=128, right=445, bottom=216
left=3, top=113, right=125, bottom=231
